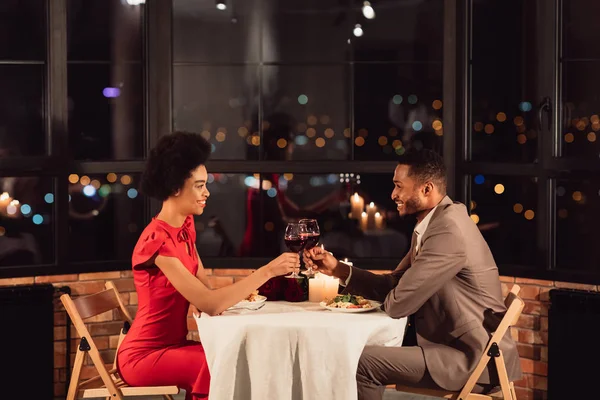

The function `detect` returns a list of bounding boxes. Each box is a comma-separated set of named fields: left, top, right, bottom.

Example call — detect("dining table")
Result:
left=195, top=300, right=408, bottom=400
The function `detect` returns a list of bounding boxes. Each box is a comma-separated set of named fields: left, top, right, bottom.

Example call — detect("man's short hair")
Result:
left=398, top=149, right=447, bottom=194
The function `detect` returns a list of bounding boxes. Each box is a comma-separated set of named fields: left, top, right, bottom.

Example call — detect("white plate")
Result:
left=228, top=295, right=267, bottom=310
left=319, top=300, right=381, bottom=313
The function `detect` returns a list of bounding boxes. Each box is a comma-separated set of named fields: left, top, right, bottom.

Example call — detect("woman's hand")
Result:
left=265, top=252, right=300, bottom=278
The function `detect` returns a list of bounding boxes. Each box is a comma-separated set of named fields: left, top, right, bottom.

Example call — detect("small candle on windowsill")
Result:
left=366, top=202, right=377, bottom=230
left=375, top=212, right=383, bottom=230
left=350, top=192, right=364, bottom=219
left=320, top=243, right=333, bottom=255
left=360, top=211, right=368, bottom=231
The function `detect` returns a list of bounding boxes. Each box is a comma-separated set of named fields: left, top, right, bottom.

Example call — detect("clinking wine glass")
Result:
left=299, top=219, right=320, bottom=276
left=284, top=222, right=308, bottom=279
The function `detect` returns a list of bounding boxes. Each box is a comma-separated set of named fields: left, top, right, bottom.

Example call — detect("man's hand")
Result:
left=303, top=247, right=351, bottom=283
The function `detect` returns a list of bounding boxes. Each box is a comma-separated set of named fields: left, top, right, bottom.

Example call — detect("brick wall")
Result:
left=1, top=270, right=598, bottom=399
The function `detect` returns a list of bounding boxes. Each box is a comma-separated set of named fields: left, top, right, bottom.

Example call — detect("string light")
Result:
left=362, top=1, right=375, bottom=19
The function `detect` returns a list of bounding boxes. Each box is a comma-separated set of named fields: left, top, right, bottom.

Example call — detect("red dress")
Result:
left=117, top=215, right=210, bottom=399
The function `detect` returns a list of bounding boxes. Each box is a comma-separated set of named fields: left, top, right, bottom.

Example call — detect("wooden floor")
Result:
left=53, top=389, right=438, bottom=400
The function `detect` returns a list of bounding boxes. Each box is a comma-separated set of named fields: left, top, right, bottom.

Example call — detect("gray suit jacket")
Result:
left=344, top=196, right=522, bottom=391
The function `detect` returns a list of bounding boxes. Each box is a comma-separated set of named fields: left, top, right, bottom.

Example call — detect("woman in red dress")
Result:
left=117, top=132, right=300, bottom=399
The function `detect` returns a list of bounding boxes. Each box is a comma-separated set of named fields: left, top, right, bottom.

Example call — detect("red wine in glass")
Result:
left=284, top=222, right=308, bottom=278
left=285, top=237, right=307, bottom=253
left=299, top=219, right=320, bottom=276
left=304, top=234, right=320, bottom=250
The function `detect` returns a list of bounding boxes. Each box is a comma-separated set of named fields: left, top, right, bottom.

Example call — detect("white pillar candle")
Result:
left=322, top=274, right=340, bottom=301
left=308, top=277, right=325, bottom=302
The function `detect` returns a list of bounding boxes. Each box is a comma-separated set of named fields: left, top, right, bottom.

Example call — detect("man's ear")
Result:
left=423, top=182, right=434, bottom=195
left=174, top=189, right=181, bottom=197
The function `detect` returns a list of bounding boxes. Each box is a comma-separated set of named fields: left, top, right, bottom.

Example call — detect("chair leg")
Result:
left=494, top=351, right=512, bottom=399
left=67, top=349, right=86, bottom=400
left=509, top=381, right=517, bottom=400
left=456, top=353, right=491, bottom=400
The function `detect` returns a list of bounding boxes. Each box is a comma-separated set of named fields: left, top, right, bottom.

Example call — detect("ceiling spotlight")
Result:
left=353, top=23, right=364, bottom=37
left=216, top=1, right=226, bottom=10
left=362, top=1, right=375, bottom=19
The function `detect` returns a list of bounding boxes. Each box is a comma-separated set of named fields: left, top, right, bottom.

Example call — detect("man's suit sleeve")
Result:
left=342, top=251, right=411, bottom=302
left=383, top=222, right=466, bottom=319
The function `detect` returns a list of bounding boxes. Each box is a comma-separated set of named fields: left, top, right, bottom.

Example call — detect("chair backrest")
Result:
left=60, top=281, right=132, bottom=400
left=503, top=284, right=525, bottom=327
left=69, top=281, right=133, bottom=323
left=456, top=284, right=525, bottom=399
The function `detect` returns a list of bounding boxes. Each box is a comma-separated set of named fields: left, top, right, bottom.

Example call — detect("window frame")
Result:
left=4, top=0, right=598, bottom=285
left=456, top=0, right=600, bottom=285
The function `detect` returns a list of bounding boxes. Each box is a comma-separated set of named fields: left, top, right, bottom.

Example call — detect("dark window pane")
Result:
left=0, top=176, right=54, bottom=266
left=195, top=173, right=252, bottom=257
left=0, top=65, right=45, bottom=156
left=68, top=64, right=144, bottom=160
left=67, top=0, right=143, bottom=61
left=563, top=0, right=600, bottom=60
left=0, top=0, right=45, bottom=60
left=470, top=0, right=540, bottom=162
left=68, top=172, right=145, bottom=262
left=173, top=0, right=259, bottom=63
left=173, top=66, right=259, bottom=160
left=468, top=175, right=537, bottom=266
left=352, top=0, right=443, bottom=62
left=195, top=172, right=412, bottom=260
left=354, top=64, right=443, bottom=160
left=241, top=172, right=411, bottom=259
left=555, top=178, right=600, bottom=271
left=262, top=0, right=350, bottom=63
left=561, top=62, right=600, bottom=159
left=262, top=65, right=350, bottom=161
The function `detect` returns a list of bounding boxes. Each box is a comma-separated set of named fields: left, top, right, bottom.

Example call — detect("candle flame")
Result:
left=369, top=202, right=375, bottom=208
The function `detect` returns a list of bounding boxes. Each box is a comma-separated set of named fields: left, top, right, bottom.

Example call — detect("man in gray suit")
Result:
left=304, top=150, right=522, bottom=400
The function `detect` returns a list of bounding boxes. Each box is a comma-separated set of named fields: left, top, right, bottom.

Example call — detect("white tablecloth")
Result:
left=195, top=301, right=407, bottom=400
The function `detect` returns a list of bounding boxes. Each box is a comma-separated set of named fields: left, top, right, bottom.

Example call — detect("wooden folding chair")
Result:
left=60, top=281, right=179, bottom=400
left=396, top=284, right=525, bottom=400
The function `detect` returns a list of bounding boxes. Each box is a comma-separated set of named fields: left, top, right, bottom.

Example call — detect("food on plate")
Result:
left=244, top=290, right=260, bottom=302
left=325, top=294, right=373, bottom=309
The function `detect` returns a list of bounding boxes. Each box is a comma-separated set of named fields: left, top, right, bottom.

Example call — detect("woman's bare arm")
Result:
left=155, top=252, right=298, bottom=316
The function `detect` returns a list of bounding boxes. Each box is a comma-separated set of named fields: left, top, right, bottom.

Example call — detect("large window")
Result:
left=173, top=0, right=445, bottom=267
left=459, top=0, right=600, bottom=283
left=0, top=0, right=148, bottom=277
left=2, top=0, right=598, bottom=284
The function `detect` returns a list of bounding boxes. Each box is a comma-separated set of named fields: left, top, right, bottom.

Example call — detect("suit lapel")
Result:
left=410, top=231, right=417, bottom=264
left=410, top=196, right=453, bottom=264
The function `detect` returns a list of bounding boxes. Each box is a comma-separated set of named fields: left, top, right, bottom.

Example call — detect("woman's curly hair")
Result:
left=141, top=131, right=212, bottom=201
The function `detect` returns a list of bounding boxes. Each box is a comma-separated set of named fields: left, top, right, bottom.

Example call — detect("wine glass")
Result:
left=284, top=222, right=308, bottom=279
left=299, top=219, right=320, bottom=276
